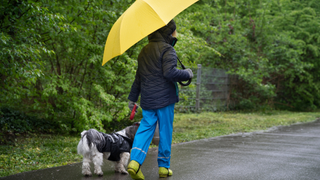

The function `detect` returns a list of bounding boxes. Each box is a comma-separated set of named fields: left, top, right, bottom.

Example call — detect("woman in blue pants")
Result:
left=127, top=20, right=193, bottom=180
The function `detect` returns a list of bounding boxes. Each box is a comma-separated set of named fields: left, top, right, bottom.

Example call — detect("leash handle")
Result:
left=177, top=57, right=192, bottom=86
left=130, top=104, right=137, bottom=120
left=171, top=38, right=192, bottom=86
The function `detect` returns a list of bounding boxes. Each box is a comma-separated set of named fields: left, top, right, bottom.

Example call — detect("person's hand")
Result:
left=128, top=101, right=139, bottom=112
left=184, top=69, right=193, bottom=79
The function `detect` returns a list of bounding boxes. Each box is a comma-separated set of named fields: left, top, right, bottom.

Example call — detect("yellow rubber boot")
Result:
left=159, top=167, right=173, bottom=178
left=127, top=160, right=144, bottom=180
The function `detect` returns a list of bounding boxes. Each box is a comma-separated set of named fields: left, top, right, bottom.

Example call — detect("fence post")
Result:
left=196, top=64, right=202, bottom=112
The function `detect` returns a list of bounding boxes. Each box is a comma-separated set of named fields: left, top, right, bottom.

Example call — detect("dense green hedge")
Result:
left=0, top=107, right=58, bottom=133
left=0, top=107, right=59, bottom=144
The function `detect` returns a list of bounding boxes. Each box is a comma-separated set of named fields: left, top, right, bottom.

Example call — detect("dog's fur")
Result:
left=77, top=122, right=140, bottom=176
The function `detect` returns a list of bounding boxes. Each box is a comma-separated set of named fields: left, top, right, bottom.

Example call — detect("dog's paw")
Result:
left=82, top=169, right=92, bottom=176
left=94, top=169, right=103, bottom=176
left=115, top=168, right=129, bottom=174
left=121, top=170, right=129, bottom=175
left=115, top=168, right=128, bottom=174
left=83, top=172, right=92, bottom=177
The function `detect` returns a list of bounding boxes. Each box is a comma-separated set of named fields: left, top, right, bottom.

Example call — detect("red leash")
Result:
left=130, top=104, right=138, bottom=120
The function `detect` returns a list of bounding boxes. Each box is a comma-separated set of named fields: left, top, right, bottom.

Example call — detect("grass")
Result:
left=0, top=134, right=82, bottom=177
left=1, top=110, right=319, bottom=177
left=172, top=111, right=320, bottom=143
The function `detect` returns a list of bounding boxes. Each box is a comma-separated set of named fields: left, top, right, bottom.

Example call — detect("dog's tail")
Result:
left=77, top=130, right=89, bottom=155
left=77, top=129, right=106, bottom=155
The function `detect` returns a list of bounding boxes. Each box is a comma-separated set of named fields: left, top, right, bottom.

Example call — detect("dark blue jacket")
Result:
left=128, top=21, right=190, bottom=110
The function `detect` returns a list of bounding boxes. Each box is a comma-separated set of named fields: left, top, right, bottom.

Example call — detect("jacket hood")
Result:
left=148, top=20, right=176, bottom=44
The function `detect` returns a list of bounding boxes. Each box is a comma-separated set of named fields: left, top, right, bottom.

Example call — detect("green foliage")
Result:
left=177, top=0, right=320, bottom=111
left=0, top=0, right=56, bottom=109
left=1, top=0, right=140, bottom=132
left=267, top=1, right=320, bottom=110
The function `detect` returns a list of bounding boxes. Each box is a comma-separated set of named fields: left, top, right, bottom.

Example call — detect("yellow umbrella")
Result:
left=102, top=0, right=199, bottom=66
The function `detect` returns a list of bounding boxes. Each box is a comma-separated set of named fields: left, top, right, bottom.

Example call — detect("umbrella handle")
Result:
left=177, top=57, right=192, bottom=86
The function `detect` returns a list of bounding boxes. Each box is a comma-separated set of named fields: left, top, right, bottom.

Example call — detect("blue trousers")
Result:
left=130, top=103, right=175, bottom=168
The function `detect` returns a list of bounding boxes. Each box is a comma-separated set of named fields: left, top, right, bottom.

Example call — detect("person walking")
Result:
left=127, top=20, right=193, bottom=180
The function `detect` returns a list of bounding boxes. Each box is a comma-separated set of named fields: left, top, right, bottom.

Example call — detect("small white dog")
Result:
left=77, top=122, right=140, bottom=176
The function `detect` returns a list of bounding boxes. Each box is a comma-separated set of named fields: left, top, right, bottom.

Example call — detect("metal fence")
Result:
left=176, top=64, right=233, bottom=112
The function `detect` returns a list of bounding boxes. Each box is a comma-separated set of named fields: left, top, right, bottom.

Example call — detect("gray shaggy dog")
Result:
left=77, top=122, right=140, bottom=176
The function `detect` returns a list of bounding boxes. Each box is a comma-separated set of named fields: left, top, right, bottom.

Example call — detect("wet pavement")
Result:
left=2, top=119, right=320, bottom=180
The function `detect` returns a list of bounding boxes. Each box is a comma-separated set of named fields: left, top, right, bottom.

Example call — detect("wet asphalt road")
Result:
left=2, top=119, right=320, bottom=180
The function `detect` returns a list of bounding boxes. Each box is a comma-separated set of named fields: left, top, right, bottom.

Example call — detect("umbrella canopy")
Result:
left=102, top=0, right=199, bottom=66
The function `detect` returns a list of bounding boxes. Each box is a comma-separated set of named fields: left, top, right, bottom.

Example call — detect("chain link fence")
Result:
left=176, top=64, right=236, bottom=112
